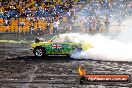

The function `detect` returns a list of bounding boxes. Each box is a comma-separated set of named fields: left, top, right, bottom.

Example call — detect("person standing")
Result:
left=88, top=17, right=92, bottom=32
left=53, top=19, right=60, bottom=35
left=104, top=18, right=110, bottom=32
left=84, top=17, right=91, bottom=33
left=96, top=20, right=101, bottom=32
left=45, top=23, right=50, bottom=34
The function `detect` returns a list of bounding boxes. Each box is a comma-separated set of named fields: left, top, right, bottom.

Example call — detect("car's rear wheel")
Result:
left=68, top=48, right=82, bottom=58
left=33, top=47, right=46, bottom=58
left=72, top=48, right=82, bottom=54
left=75, top=48, right=82, bottom=52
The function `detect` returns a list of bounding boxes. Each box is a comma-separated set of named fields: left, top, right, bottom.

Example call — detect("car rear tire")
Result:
left=33, top=47, right=46, bottom=58
left=72, top=48, right=82, bottom=54
left=68, top=48, right=82, bottom=59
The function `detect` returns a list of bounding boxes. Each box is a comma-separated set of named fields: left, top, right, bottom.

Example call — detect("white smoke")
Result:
left=70, top=17, right=132, bottom=61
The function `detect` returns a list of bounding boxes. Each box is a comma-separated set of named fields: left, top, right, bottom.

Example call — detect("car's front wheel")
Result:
left=33, top=47, right=46, bottom=58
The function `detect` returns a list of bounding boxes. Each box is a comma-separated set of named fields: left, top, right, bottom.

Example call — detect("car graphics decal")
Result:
left=52, top=44, right=62, bottom=49
left=45, top=43, right=73, bottom=54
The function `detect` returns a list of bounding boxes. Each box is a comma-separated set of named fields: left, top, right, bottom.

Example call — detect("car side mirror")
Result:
left=35, top=38, right=40, bottom=43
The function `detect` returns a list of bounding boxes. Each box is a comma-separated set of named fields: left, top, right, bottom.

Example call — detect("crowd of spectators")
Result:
left=0, top=0, right=75, bottom=19
left=0, top=0, right=77, bottom=35
left=0, top=0, right=132, bottom=34
left=71, top=0, right=132, bottom=33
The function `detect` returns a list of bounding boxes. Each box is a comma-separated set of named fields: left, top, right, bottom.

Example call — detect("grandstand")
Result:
left=0, top=0, right=80, bottom=34
left=0, top=0, right=131, bottom=34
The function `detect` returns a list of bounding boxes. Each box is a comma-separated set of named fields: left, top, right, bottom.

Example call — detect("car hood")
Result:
left=31, top=41, right=48, bottom=48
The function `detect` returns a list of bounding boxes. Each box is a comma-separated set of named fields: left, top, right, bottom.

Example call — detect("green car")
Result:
left=31, top=33, right=93, bottom=57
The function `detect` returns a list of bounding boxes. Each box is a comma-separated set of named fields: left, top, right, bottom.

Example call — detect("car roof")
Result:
left=58, top=33, right=82, bottom=43
left=59, top=33, right=80, bottom=37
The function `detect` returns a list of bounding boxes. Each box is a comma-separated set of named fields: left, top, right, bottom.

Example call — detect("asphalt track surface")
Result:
left=0, top=43, right=132, bottom=88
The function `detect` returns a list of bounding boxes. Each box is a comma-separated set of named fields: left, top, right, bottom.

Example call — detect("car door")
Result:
left=45, top=35, right=73, bottom=55
left=45, top=36, right=64, bottom=54
left=59, top=42, right=73, bottom=54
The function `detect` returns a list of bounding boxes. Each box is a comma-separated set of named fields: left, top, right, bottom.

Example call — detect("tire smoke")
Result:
left=70, top=17, right=132, bottom=61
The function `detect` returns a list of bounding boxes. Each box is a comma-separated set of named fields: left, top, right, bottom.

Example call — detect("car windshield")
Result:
left=50, top=34, right=84, bottom=43
left=50, top=35, right=72, bottom=43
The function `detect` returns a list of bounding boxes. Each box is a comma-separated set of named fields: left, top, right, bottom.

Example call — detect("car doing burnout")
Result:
left=30, top=33, right=93, bottom=57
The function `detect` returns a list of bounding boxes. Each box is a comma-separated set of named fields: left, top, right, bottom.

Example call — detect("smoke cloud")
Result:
left=70, top=16, right=132, bottom=61
left=68, top=1, right=132, bottom=61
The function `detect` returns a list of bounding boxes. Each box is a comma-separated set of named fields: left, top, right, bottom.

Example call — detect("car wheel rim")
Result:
left=36, top=49, right=43, bottom=57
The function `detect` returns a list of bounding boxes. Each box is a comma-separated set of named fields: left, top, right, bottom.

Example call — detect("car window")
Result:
left=64, top=36, right=71, bottom=42
left=52, top=36, right=64, bottom=43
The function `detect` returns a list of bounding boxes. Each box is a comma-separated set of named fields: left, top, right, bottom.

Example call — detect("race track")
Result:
left=0, top=43, right=132, bottom=88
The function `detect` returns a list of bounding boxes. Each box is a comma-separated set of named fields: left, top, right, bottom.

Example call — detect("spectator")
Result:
left=29, top=24, right=34, bottom=35
left=53, top=19, right=60, bottom=35
left=67, top=9, right=71, bottom=20
left=66, top=23, right=72, bottom=33
left=88, top=17, right=93, bottom=32
left=37, top=26, right=42, bottom=36
left=45, top=23, right=50, bottom=34
left=0, top=10, right=4, bottom=18
left=18, top=20, right=25, bottom=33
left=4, top=18, right=9, bottom=26
left=19, top=20, right=25, bottom=26
left=95, top=20, right=101, bottom=32
left=104, top=17, right=110, bottom=32
left=84, top=17, right=90, bottom=33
